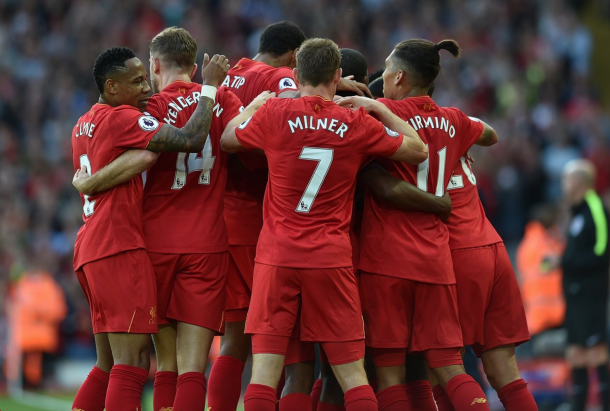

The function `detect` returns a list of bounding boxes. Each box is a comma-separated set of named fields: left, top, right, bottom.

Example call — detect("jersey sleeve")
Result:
left=358, top=110, right=404, bottom=158
left=219, top=88, right=244, bottom=129
left=234, top=103, right=269, bottom=151
left=452, top=109, right=485, bottom=155
left=111, top=106, right=162, bottom=150
left=143, top=95, right=165, bottom=121
left=269, top=68, right=298, bottom=95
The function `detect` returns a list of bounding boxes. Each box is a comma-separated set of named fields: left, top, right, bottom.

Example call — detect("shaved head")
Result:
left=562, top=159, right=596, bottom=204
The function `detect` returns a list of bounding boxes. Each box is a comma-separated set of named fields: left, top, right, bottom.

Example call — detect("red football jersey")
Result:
left=223, top=58, right=298, bottom=246
left=446, top=156, right=502, bottom=250
left=234, top=96, right=404, bottom=268
left=142, top=82, right=242, bottom=254
left=358, top=96, right=484, bottom=284
left=72, top=104, right=161, bottom=270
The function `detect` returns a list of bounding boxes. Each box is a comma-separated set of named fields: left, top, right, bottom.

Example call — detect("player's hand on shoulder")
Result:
left=337, top=75, right=373, bottom=99
left=73, top=165, right=93, bottom=195
left=336, top=95, right=379, bottom=113
left=247, top=91, right=276, bottom=110
left=201, top=53, right=231, bottom=88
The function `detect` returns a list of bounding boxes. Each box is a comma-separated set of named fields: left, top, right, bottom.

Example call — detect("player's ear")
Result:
left=290, top=48, right=299, bottom=67
left=105, top=78, right=118, bottom=95
left=293, top=68, right=300, bottom=87
left=333, top=68, right=342, bottom=84
left=152, top=57, right=161, bottom=75
left=395, top=69, right=404, bottom=86
left=189, top=63, right=198, bottom=80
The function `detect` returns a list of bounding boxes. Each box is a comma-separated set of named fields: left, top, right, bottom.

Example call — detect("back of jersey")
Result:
left=234, top=96, right=404, bottom=269
left=446, top=156, right=501, bottom=250
left=142, top=83, right=242, bottom=254
left=222, top=58, right=299, bottom=247
left=71, top=104, right=160, bottom=270
left=359, top=96, right=483, bottom=284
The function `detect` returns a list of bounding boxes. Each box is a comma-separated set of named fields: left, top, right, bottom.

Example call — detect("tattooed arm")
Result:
left=146, top=54, right=231, bottom=153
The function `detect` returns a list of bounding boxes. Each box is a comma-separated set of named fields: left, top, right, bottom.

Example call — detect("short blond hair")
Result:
left=150, top=27, right=197, bottom=70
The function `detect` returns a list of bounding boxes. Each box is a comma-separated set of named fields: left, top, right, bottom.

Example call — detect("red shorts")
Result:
left=359, top=272, right=463, bottom=353
left=452, top=242, right=530, bottom=357
left=149, top=252, right=228, bottom=333
left=76, top=249, right=157, bottom=334
left=246, top=263, right=365, bottom=343
left=225, top=245, right=256, bottom=322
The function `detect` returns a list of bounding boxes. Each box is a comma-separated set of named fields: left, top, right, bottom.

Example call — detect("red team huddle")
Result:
left=70, top=21, right=537, bottom=411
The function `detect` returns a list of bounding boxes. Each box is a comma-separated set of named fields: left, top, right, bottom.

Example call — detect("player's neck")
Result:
left=299, top=84, right=335, bottom=101
left=253, top=53, right=288, bottom=69
left=159, top=72, right=192, bottom=91
left=398, top=88, right=429, bottom=100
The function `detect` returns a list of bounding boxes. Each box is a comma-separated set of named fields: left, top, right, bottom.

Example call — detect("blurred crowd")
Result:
left=1, top=0, right=609, bottom=385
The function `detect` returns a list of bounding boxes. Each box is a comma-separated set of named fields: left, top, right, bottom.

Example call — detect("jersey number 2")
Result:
left=172, top=137, right=215, bottom=189
left=296, top=147, right=333, bottom=213
left=79, top=154, right=95, bottom=216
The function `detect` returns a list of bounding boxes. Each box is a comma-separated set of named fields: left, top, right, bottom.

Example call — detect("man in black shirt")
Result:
left=561, top=159, right=610, bottom=411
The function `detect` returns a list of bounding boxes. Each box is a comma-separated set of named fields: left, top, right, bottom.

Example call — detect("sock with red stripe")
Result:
left=173, top=372, right=207, bottom=411
left=245, top=384, right=277, bottom=411
left=405, top=380, right=437, bottom=411
left=208, top=356, right=245, bottom=411
left=311, top=378, right=323, bottom=409
left=376, top=384, right=409, bottom=411
left=153, top=371, right=177, bottom=411
left=497, top=379, right=537, bottom=411
left=72, top=366, right=109, bottom=411
left=279, top=393, right=312, bottom=411
left=445, top=374, right=489, bottom=411
left=318, top=402, right=346, bottom=411
left=344, top=385, right=378, bottom=411
left=105, top=364, right=148, bottom=411
left=433, top=384, right=456, bottom=411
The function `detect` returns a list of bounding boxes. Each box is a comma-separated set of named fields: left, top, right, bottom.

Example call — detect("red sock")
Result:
left=208, top=356, right=245, bottom=411
left=173, top=372, right=207, bottom=411
left=311, top=378, right=323, bottom=409
left=444, top=374, right=489, bottom=411
left=245, top=384, right=278, bottom=411
left=376, top=384, right=409, bottom=411
left=105, top=364, right=148, bottom=411
left=344, top=385, right=377, bottom=411
left=279, top=393, right=312, bottom=410
left=433, top=385, right=456, bottom=411
left=153, top=371, right=177, bottom=411
left=72, top=366, right=109, bottom=411
left=318, top=402, right=346, bottom=411
left=405, top=380, right=437, bottom=411
left=497, top=379, right=537, bottom=411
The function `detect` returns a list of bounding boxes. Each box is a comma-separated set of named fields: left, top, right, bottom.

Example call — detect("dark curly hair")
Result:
left=92, top=46, right=137, bottom=94
left=258, top=21, right=306, bottom=57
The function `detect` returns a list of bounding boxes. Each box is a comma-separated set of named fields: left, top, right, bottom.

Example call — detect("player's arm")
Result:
left=220, top=91, right=275, bottom=152
left=337, top=76, right=373, bottom=98
left=72, top=149, right=159, bottom=195
left=338, top=96, right=428, bottom=164
left=360, top=162, right=452, bottom=221
left=146, top=54, right=230, bottom=153
left=472, top=117, right=498, bottom=147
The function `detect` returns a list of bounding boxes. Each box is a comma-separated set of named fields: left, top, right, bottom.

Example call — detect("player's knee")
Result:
left=566, top=345, right=587, bottom=368
left=586, top=344, right=609, bottom=368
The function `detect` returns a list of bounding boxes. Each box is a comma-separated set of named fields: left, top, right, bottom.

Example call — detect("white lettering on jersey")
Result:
left=406, top=116, right=455, bottom=137
left=222, top=75, right=246, bottom=89
left=288, top=116, right=349, bottom=138
left=75, top=122, right=96, bottom=138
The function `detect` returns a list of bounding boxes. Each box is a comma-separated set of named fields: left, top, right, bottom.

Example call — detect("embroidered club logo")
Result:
left=385, top=126, right=400, bottom=137
left=279, top=77, right=296, bottom=91
left=138, top=115, right=160, bottom=131
left=238, top=116, right=253, bottom=129
left=471, top=398, right=487, bottom=405
left=149, top=306, right=157, bottom=324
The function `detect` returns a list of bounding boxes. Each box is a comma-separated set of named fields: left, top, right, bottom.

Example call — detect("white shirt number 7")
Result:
left=296, top=147, right=334, bottom=213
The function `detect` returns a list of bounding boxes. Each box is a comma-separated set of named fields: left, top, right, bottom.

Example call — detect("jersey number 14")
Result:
left=172, top=137, right=215, bottom=189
